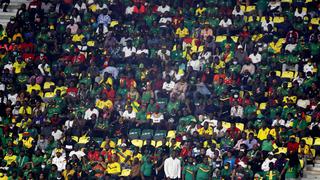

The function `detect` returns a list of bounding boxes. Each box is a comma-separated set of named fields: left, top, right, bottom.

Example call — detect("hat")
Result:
left=237, top=45, right=243, bottom=49
left=268, top=152, right=274, bottom=156
left=120, top=143, right=127, bottom=147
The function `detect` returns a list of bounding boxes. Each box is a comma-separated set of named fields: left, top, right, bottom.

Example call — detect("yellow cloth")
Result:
left=54, top=86, right=67, bottom=95
left=44, top=81, right=55, bottom=90
left=4, top=155, right=17, bottom=166
left=62, top=169, right=75, bottom=180
left=96, top=99, right=113, bottom=109
left=198, top=126, right=213, bottom=136
left=100, top=140, right=116, bottom=149
left=268, top=41, right=283, bottom=54
left=22, top=137, right=34, bottom=149
left=195, top=7, right=206, bottom=16
left=257, top=128, right=270, bottom=141
left=13, top=61, right=26, bottom=74
left=298, top=145, right=310, bottom=155
left=118, top=149, right=133, bottom=163
left=18, top=106, right=32, bottom=115
left=27, top=84, right=41, bottom=94
left=72, top=34, right=85, bottom=42
left=176, top=27, right=189, bottom=38
left=106, top=162, right=121, bottom=174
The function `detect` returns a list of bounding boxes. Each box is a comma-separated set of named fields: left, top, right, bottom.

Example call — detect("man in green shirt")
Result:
left=182, top=157, right=196, bottom=180
left=196, top=157, right=211, bottom=180
left=264, top=162, right=280, bottom=180
left=141, top=157, right=154, bottom=179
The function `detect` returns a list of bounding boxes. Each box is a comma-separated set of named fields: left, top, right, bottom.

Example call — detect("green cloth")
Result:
left=136, top=110, right=147, bottom=122
left=171, top=50, right=184, bottom=61
left=141, top=161, right=153, bottom=177
left=292, top=119, right=308, bottom=130
left=309, top=42, right=320, bottom=56
left=281, top=106, right=296, bottom=119
left=221, top=168, right=232, bottom=178
left=263, top=170, right=280, bottom=180
left=261, top=140, right=273, bottom=152
left=16, top=155, right=29, bottom=168
left=182, top=164, right=197, bottom=180
left=244, top=105, right=257, bottom=117
left=284, top=162, right=300, bottom=178
left=196, top=163, right=211, bottom=180
left=167, top=101, right=180, bottom=114
left=256, top=0, right=268, bottom=11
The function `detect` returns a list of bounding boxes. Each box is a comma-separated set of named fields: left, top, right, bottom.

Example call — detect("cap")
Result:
left=268, top=152, right=274, bottom=156
left=238, top=161, right=247, bottom=168
left=237, top=45, right=243, bottom=49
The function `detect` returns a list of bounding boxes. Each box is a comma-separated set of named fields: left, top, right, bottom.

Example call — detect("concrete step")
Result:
left=307, top=166, right=320, bottom=172
left=0, top=10, right=18, bottom=18
left=315, top=160, right=320, bottom=164
left=0, top=18, right=10, bottom=26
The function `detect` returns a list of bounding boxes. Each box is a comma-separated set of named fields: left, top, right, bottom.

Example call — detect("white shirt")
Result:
left=75, top=2, right=87, bottom=11
left=64, top=120, right=74, bottom=130
left=249, top=53, right=262, bottom=64
left=285, top=43, right=297, bottom=53
left=122, top=46, right=136, bottom=58
left=8, top=93, right=18, bottom=105
left=213, top=127, right=226, bottom=137
left=125, top=6, right=134, bottom=15
left=164, top=157, right=181, bottom=179
left=151, top=113, right=164, bottom=123
left=294, top=9, right=306, bottom=18
left=69, top=150, right=86, bottom=160
left=303, top=63, right=314, bottom=74
left=261, top=158, right=277, bottom=171
left=261, top=21, right=274, bottom=32
left=122, top=110, right=136, bottom=119
left=272, top=119, right=286, bottom=127
left=52, top=156, right=66, bottom=171
left=162, top=81, right=175, bottom=92
left=84, top=108, right=99, bottom=120
left=230, top=106, right=244, bottom=118
left=232, top=9, right=244, bottom=16
left=157, top=5, right=170, bottom=13
left=136, top=49, right=149, bottom=55
left=4, top=63, right=13, bottom=73
left=51, top=129, right=63, bottom=141
left=159, top=17, right=172, bottom=26
left=188, top=59, right=201, bottom=71
left=157, top=50, right=170, bottom=60
left=219, top=19, right=232, bottom=28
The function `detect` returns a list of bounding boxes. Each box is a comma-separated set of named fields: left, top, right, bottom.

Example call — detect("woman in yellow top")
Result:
left=106, top=154, right=121, bottom=178
left=62, top=164, right=75, bottom=180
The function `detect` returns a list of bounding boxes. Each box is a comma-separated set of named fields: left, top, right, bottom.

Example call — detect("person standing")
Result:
left=164, top=150, right=181, bottom=180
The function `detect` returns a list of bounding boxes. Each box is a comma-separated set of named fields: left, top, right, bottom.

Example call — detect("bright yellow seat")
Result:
left=231, top=36, right=238, bottom=42
left=259, top=103, right=267, bottom=110
left=300, top=159, right=304, bottom=168
left=222, top=121, right=231, bottom=129
left=302, top=137, right=313, bottom=146
left=311, top=149, right=316, bottom=158
left=273, top=16, right=284, bottom=23
left=260, top=16, right=266, bottom=22
left=151, top=140, right=156, bottom=147
left=156, top=140, right=163, bottom=147
left=311, top=18, right=319, bottom=25
left=236, top=123, right=244, bottom=131
left=305, top=115, right=312, bottom=123
left=275, top=71, right=281, bottom=77
left=313, top=137, right=320, bottom=146
left=167, top=130, right=176, bottom=139
left=131, top=139, right=143, bottom=148
left=120, top=169, right=131, bottom=177
left=246, top=6, right=256, bottom=12
left=281, top=0, right=292, bottom=3
left=277, top=147, right=287, bottom=154
left=287, top=82, right=292, bottom=88
left=215, top=36, right=226, bottom=42
left=281, top=71, right=295, bottom=79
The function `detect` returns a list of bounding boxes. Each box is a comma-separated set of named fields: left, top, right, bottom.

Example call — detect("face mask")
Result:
left=41, top=165, right=45, bottom=168
left=234, top=94, right=239, bottom=98
left=233, top=61, right=238, bottom=65
left=224, top=166, right=229, bottom=170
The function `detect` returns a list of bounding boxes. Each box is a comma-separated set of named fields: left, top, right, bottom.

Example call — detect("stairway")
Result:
left=0, top=0, right=26, bottom=28
left=302, top=160, right=320, bottom=179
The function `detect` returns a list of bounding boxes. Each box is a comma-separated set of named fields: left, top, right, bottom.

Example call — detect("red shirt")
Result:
left=287, top=142, right=299, bottom=153
left=88, top=151, right=101, bottom=161
left=72, top=54, right=86, bottom=64
left=226, top=127, right=241, bottom=139
left=133, top=5, right=146, bottom=14
left=67, top=87, right=78, bottom=97
left=102, top=88, right=115, bottom=101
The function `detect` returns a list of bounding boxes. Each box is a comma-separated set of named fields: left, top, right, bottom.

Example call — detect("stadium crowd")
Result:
left=0, top=0, right=319, bottom=179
